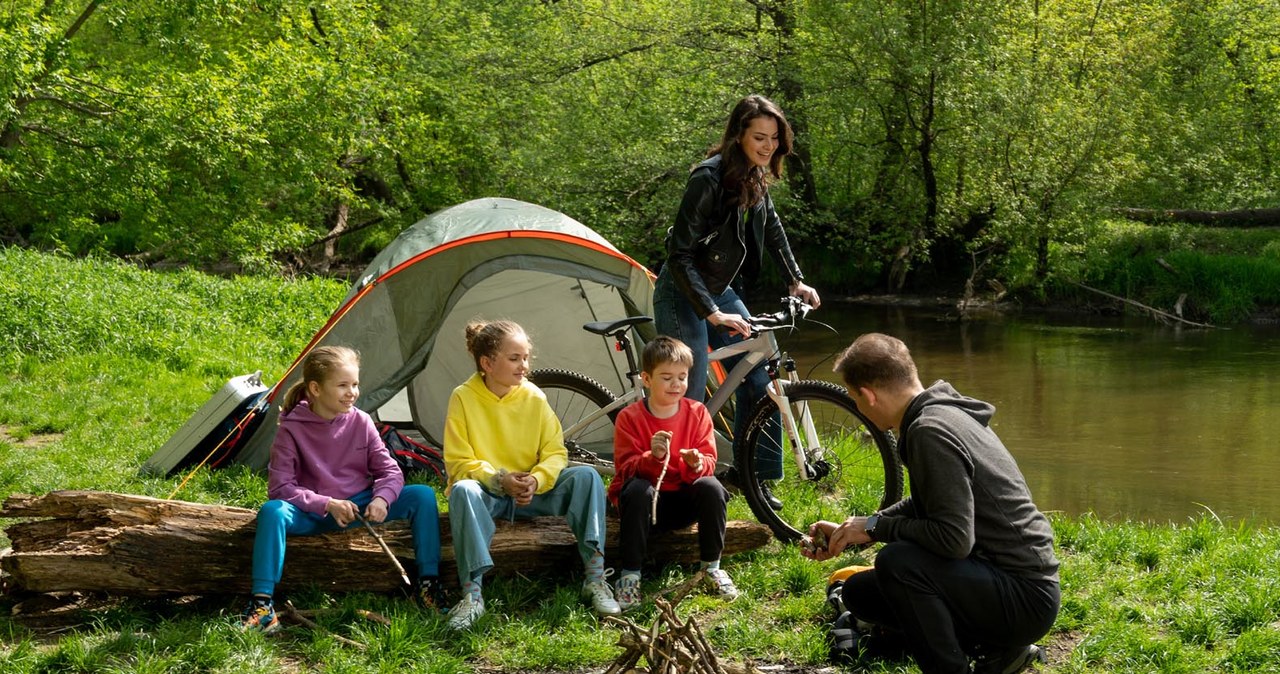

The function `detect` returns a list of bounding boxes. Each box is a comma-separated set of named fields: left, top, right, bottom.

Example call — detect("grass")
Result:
left=1052, top=220, right=1280, bottom=324
left=4, top=246, right=1280, bottom=672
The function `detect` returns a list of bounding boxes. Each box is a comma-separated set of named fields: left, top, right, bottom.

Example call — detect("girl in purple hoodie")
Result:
left=241, top=346, right=443, bottom=633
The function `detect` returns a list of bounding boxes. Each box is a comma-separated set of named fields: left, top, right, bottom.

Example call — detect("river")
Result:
left=781, top=302, right=1280, bottom=525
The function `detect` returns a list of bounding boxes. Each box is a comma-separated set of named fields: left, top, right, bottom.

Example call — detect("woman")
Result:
left=653, top=94, right=821, bottom=508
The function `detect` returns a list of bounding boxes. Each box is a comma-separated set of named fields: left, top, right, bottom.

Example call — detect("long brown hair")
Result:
left=281, top=345, right=360, bottom=414
left=706, top=94, right=793, bottom=209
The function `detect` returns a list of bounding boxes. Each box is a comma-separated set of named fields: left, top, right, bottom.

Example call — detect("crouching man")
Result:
left=804, top=333, right=1059, bottom=674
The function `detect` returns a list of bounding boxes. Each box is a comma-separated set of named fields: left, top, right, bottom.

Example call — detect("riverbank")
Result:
left=799, top=219, right=1280, bottom=327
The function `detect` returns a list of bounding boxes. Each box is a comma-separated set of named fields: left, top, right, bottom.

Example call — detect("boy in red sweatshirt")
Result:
left=610, top=336, right=738, bottom=611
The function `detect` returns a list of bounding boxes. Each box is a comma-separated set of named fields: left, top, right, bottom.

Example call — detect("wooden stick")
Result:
left=652, top=455, right=670, bottom=525
left=354, top=511, right=412, bottom=586
left=657, top=569, right=706, bottom=605
left=355, top=609, right=392, bottom=626
left=281, top=600, right=366, bottom=650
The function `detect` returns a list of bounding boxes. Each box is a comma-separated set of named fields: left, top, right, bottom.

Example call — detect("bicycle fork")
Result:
left=764, top=368, right=828, bottom=482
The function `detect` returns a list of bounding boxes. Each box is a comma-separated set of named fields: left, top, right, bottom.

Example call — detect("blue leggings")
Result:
left=250, top=485, right=441, bottom=596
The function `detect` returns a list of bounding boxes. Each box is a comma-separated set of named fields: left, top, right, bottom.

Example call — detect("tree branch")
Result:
left=304, top=215, right=385, bottom=249
left=28, top=94, right=114, bottom=118
left=1071, top=282, right=1217, bottom=328
left=63, top=0, right=103, bottom=43
left=19, top=123, right=97, bottom=149
left=549, top=42, right=659, bottom=81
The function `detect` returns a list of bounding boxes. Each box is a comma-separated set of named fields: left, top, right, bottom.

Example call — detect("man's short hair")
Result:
left=833, top=333, right=918, bottom=391
left=642, top=335, right=695, bottom=374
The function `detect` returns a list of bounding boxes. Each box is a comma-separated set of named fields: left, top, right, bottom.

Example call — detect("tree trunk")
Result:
left=1112, top=207, right=1280, bottom=228
left=0, top=491, right=772, bottom=596
left=315, top=201, right=348, bottom=273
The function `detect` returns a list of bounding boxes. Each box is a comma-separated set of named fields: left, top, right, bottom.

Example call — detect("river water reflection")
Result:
left=782, top=302, right=1280, bottom=524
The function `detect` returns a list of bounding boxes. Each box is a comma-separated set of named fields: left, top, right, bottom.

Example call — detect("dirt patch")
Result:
left=1045, top=630, right=1085, bottom=668
left=0, top=424, right=63, bottom=449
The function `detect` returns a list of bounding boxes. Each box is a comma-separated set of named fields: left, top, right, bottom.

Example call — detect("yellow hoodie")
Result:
left=443, top=372, right=568, bottom=496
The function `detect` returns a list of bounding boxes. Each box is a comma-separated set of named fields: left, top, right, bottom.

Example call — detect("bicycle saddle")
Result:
left=582, top=316, right=653, bottom=336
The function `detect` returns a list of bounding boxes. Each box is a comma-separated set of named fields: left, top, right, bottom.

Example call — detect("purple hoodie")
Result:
left=267, top=399, right=403, bottom=516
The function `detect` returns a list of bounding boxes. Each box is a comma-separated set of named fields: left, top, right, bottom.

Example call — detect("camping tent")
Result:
left=226, top=197, right=655, bottom=471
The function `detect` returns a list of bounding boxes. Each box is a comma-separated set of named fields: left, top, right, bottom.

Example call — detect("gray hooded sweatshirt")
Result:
left=874, top=381, right=1059, bottom=582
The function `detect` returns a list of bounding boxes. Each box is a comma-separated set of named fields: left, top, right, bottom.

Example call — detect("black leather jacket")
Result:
left=665, top=155, right=805, bottom=318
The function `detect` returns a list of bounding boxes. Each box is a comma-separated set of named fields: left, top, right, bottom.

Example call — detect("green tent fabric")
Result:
left=230, top=197, right=655, bottom=471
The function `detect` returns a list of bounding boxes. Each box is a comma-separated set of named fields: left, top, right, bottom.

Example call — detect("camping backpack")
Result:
left=378, top=424, right=446, bottom=483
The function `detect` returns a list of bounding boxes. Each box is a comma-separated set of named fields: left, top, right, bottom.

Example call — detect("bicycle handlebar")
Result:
left=749, top=296, right=814, bottom=332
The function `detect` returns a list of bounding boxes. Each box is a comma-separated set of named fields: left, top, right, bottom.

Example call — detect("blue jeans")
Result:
left=653, top=267, right=781, bottom=479
left=250, top=485, right=441, bottom=596
left=447, top=465, right=607, bottom=586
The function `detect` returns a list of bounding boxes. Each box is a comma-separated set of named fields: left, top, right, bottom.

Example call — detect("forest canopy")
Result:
left=2, top=0, right=1277, bottom=295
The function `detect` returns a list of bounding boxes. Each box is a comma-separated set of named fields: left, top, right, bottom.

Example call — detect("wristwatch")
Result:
left=864, top=513, right=881, bottom=541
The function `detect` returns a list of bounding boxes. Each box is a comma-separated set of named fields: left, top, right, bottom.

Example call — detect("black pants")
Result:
left=842, top=540, right=1060, bottom=674
left=617, top=476, right=728, bottom=570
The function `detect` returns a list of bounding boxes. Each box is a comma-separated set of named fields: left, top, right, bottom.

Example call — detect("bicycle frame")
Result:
left=705, top=330, right=820, bottom=480
left=558, top=320, right=821, bottom=481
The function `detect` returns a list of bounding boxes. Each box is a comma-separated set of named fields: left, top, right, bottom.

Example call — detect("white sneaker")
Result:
left=447, top=595, right=485, bottom=630
left=702, top=567, right=740, bottom=601
left=582, top=579, right=621, bottom=616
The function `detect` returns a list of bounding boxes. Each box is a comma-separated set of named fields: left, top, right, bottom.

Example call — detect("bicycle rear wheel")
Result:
left=736, top=380, right=902, bottom=542
left=528, top=369, right=619, bottom=469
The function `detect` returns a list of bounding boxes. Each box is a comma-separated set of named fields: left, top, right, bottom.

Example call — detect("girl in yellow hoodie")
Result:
left=442, top=319, right=620, bottom=629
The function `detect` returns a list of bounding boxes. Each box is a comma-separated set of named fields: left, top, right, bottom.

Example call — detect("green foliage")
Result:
left=4, top=0, right=1278, bottom=309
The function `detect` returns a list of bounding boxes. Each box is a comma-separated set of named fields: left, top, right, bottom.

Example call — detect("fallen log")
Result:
left=0, top=490, right=772, bottom=596
left=1112, top=206, right=1280, bottom=228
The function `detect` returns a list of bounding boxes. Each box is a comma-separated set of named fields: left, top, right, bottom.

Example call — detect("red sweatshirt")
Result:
left=609, top=397, right=717, bottom=506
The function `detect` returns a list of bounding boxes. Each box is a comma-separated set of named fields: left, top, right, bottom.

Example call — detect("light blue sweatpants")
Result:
left=448, top=465, right=606, bottom=586
left=251, top=485, right=441, bottom=596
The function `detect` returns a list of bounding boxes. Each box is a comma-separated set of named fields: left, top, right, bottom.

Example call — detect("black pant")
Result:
left=842, top=540, right=1060, bottom=674
left=617, top=476, right=728, bottom=570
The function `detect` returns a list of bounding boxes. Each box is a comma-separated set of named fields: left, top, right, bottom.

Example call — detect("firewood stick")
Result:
left=657, top=569, right=705, bottom=605
left=355, top=609, right=392, bottom=626
left=354, top=511, right=412, bottom=587
left=688, top=613, right=723, bottom=673
left=281, top=600, right=366, bottom=650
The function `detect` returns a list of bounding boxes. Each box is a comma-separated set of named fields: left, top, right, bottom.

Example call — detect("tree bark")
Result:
left=0, top=491, right=772, bottom=596
left=1112, top=207, right=1280, bottom=228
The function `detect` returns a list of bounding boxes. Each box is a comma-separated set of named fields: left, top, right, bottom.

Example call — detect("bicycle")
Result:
left=529, top=296, right=903, bottom=543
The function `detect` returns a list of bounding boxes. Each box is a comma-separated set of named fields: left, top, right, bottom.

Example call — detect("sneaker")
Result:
left=760, top=481, right=783, bottom=511
left=614, top=573, right=642, bottom=612
left=581, top=578, right=621, bottom=616
left=240, top=596, right=280, bottom=634
left=446, top=595, right=485, bottom=630
left=973, top=644, right=1048, bottom=674
left=417, top=576, right=445, bottom=612
left=701, top=567, right=740, bottom=601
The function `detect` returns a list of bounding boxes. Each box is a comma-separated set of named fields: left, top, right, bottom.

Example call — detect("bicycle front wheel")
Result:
left=528, top=369, right=619, bottom=467
left=736, top=380, right=902, bottom=542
